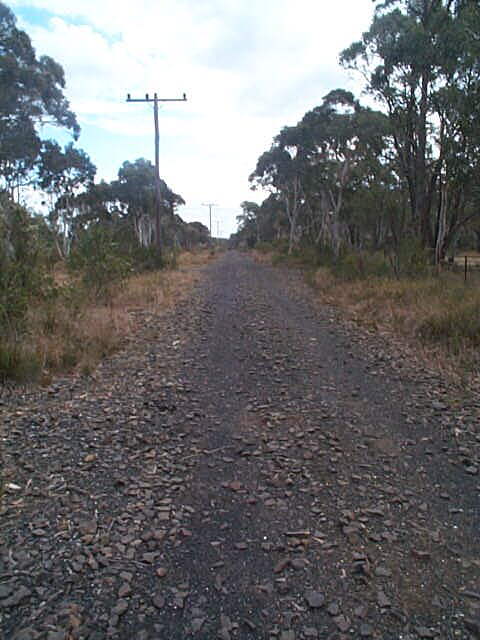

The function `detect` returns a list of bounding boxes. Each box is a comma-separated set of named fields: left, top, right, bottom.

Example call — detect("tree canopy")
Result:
left=235, top=0, right=480, bottom=264
left=0, top=2, right=79, bottom=194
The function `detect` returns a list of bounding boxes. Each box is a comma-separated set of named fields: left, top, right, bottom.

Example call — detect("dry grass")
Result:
left=6, top=249, right=215, bottom=383
left=311, top=266, right=480, bottom=379
left=251, top=248, right=275, bottom=265
left=116, top=249, right=213, bottom=315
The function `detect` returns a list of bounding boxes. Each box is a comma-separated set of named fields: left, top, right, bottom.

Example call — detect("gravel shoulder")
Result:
left=1, top=251, right=479, bottom=640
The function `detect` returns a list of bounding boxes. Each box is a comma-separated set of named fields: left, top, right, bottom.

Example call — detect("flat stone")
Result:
left=153, top=594, right=165, bottom=609
left=333, top=615, right=350, bottom=632
left=377, top=590, right=391, bottom=608
left=305, top=590, right=325, bottom=609
left=327, top=603, right=340, bottom=616
left=113, top=599, right=129, bottom=616
left=0, top=586, right=32, bottom=608
left=191, top=618, right=206, bottom=632
left=118, top=583, right=131, bottom=598
left=274, top=557, right=290, bottom=574
left=0, top=583, right=14, bottom=599
left=47, top=632, right=67, bottom=640
left=360, top=623, right=373, bottom=637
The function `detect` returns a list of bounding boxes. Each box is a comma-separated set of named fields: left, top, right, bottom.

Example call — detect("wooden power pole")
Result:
left=126, top=92, right=187, bottom=253
left=202, top=202, right=217, bottom=238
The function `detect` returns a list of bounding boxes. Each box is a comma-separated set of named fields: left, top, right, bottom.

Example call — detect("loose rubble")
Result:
left=1, top=251, right=479, bottom=639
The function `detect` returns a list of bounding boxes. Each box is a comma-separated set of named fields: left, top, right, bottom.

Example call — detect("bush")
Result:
left=255, top=241, right=274, bottom=253
left=0, top=197, right=54, bottom=381
left=418, top=300, right=480, bottom=352
left=68, top=225, right=132, bottom=300
left=389, top=237, right=430, bottom=278
left=332, top=251, right=391, bottom=281
left=128, top=244, right=165, bottom=272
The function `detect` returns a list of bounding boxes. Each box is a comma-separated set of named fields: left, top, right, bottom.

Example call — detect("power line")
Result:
left=201, top=202, right=217, bottom=237
left=126, top=91, right=187, bottom=254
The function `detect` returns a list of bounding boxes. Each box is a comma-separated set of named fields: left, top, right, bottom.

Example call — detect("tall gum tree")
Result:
left=340, top=0, right=480, bottom=255
left=249, top=89, right=390, bottom=256
left=249, top=145, right=303, bottom=254
left=0, top=2, right=79, bottom=197
left=38, top=141, right=96, bottom=256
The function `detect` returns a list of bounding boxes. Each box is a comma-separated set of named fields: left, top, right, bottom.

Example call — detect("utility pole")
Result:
left=126, top=92, right=187, bottom=254
left=202, top=202, right=217, bottom=238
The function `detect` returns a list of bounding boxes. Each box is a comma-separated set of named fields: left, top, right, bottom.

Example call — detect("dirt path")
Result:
left=1, top=251, right=479, bottom=640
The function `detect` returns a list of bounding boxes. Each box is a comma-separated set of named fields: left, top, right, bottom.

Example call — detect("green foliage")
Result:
left=0, top=2, right=79, bottom=192
left=68, top=225, right=132, bottom=300
left=389, top=236, right=430, bottom=278
left=255, top=242, right=274, bottom=253
left=0, top=6, right=199, bottom=382
left=0, top=341, right=42, bottom=382
left=0, top=197, right=49, bottom=329
left=129, top=244, right=165, bottom=272
left=0, top=195, right=55, bottom=380
left=331, top=251, right=391, bottom=281
left=241, top=1, right=480, bottom=262
left=341, top=0, right=480, bottom=252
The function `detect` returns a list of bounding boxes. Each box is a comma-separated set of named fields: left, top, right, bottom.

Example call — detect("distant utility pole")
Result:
left=126, top=91, right=187, bottom=253
left=202, top=202, right=217, bottom=237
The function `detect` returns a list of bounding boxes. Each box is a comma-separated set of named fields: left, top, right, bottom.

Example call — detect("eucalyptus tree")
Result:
left=0, top=2, right=79, bottom=196
left=250, top=143, right=304, bottom=253
left=38, top=141, right=96, bottom=256
left=250, top=90, right=391, bottom=256
left=341, top=0, right=480, bottom=257
left=113, top=158, right=185, bottom=248
left=238, top=201, right=261, bottom=245
left=298, top=90, right=391, bottom=255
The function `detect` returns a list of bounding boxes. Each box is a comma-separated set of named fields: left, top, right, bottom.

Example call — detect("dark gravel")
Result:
left=1, top=251, right=480, bottom=640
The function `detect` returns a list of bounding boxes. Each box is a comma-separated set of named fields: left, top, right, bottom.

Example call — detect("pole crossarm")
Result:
left=126, top=93, right=187, bottom=103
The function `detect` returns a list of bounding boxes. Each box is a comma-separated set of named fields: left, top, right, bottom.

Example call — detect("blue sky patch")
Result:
left=15, top=5, right=54, bottom=28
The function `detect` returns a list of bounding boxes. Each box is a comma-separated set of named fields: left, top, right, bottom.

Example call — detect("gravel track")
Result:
left=1, top=251, right=479, bottom=640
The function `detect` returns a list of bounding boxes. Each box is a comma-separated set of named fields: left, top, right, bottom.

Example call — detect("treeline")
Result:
left=0, top=2, right=208, bottom=380
left=233, top=0, right=480, bottom=274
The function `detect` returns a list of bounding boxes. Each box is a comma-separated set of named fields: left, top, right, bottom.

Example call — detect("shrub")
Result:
left=68, top=225, right=132, bottom=300
left=255, top=242, right=274, bottom=253
left=0, top=197, right=54, bottom=381
left=418, top=300, right=480, bottom=352
left=329, top=250, right=390, bottom=281
left=128, top=244, right=165, bottom=272
left=389, top=236, right=430, bottom=278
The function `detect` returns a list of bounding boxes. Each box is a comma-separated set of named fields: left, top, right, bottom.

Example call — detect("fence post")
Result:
left=465, top=255, right=468, bottom=282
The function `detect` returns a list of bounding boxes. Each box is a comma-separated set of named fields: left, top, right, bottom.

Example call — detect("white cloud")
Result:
left=10, top=0, right=375, bottom=236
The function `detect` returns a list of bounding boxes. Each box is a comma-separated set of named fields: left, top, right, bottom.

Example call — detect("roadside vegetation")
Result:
left=231, top=0, right=480, bottom=377
left=0, top=3, right=212, bottom=382
left=253, top=242, right=480, bottom=376
left=0, top=186, right=213, bottom=383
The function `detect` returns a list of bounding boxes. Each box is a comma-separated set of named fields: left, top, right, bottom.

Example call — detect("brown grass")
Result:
left=10, top=249, right=215, bottom=383
left=311, top=266, right=480, bottom=381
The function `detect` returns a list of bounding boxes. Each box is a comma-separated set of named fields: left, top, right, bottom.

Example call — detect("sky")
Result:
left=9, top=0, right=375, bottom=237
